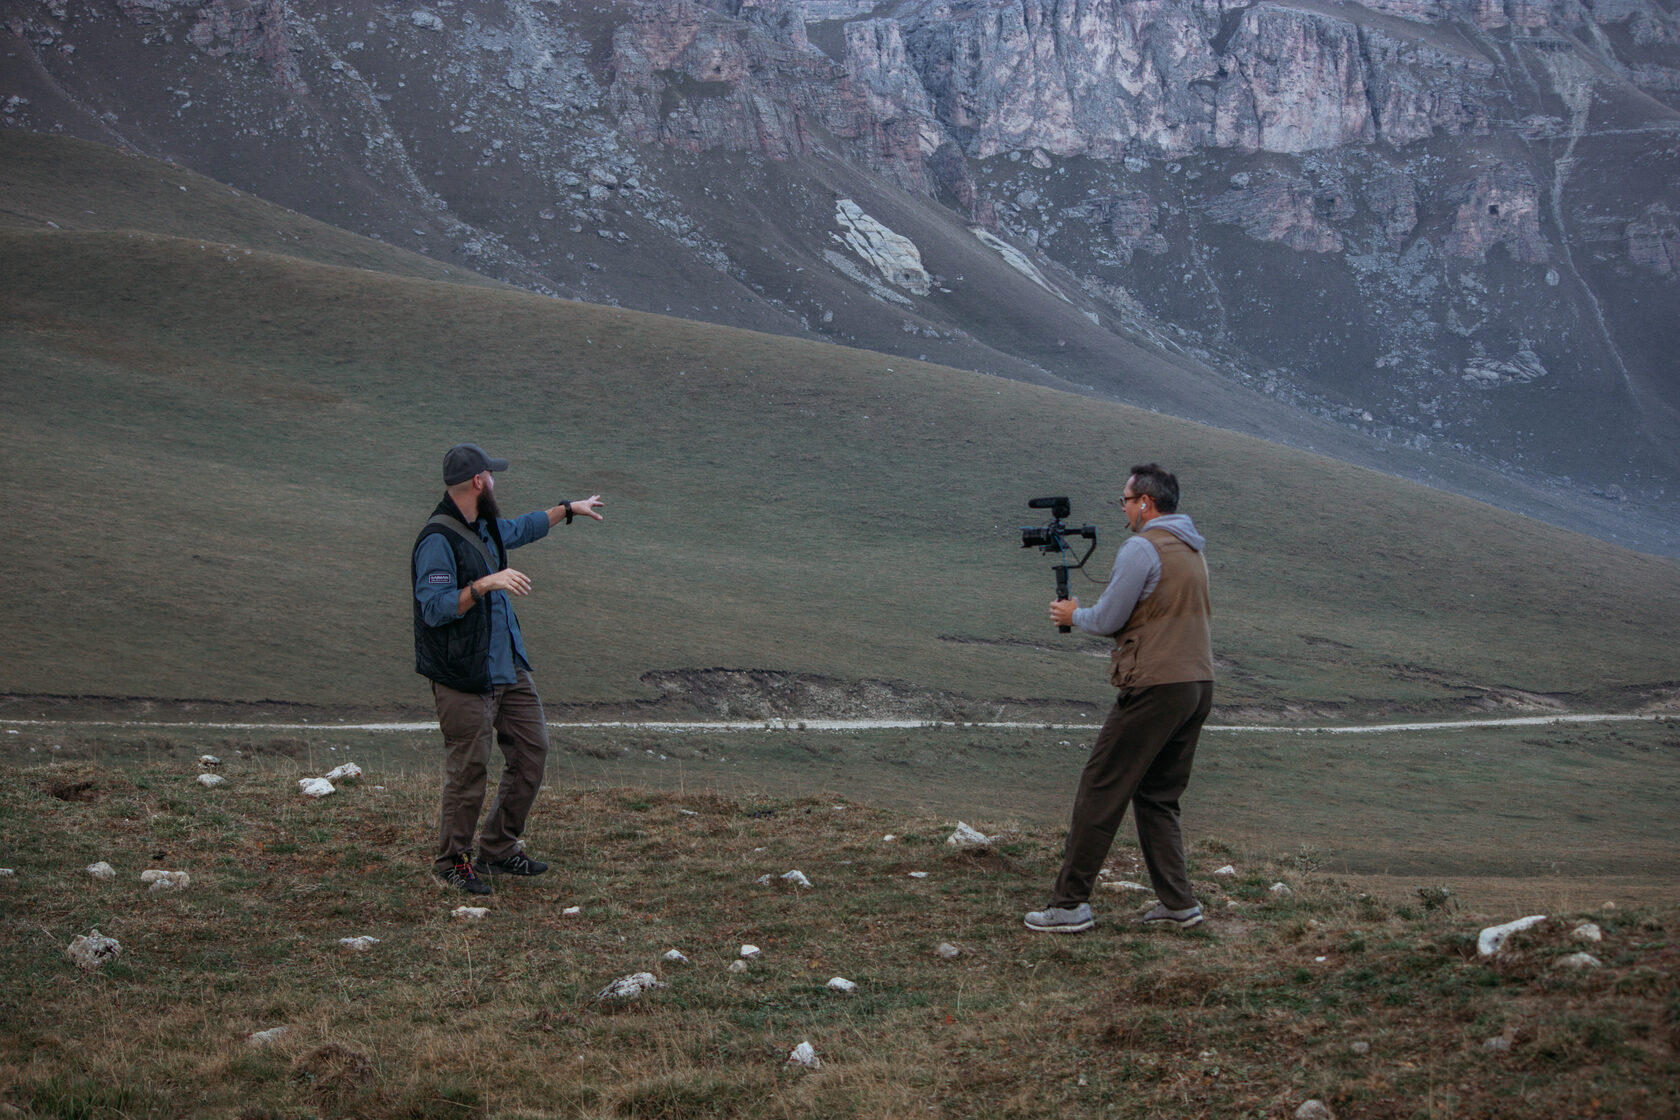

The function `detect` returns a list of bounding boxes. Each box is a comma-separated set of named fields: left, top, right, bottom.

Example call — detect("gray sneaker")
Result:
left=1024, top=902, right=1095, bottom=934
left=1136, top=902, right=1203, bottom=929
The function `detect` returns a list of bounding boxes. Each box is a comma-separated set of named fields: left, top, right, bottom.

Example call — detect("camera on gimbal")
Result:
left=1020, top=497, right=1098, bottom=633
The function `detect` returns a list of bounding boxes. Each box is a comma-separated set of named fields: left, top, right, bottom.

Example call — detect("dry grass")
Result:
left=1, top=752, right=1674, bottom=1119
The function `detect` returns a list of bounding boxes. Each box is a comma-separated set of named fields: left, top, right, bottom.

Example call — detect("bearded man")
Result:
left=412, top=442, right=604, bottom=895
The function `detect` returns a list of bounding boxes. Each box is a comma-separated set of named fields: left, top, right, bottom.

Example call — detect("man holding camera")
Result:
left=1025, top=463, right=1213, bottom=934
left=412, top=442, right=604, bottom=895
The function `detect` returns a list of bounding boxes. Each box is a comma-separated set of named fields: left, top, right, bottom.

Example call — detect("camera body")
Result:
left=1019, top=497, right=1098, bottom=633
left=1020, top=496, right=1095, bottom=553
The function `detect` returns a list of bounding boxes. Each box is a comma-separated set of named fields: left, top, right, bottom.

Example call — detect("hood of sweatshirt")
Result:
left=1144, top=513, right=1205, bottom=552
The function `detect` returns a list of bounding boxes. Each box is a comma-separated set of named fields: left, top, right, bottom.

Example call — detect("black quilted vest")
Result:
left=412, top=496, right=508, bottom=693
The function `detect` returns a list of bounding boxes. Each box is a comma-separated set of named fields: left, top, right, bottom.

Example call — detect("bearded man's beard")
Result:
left=477, top=488, right=501, bottom=523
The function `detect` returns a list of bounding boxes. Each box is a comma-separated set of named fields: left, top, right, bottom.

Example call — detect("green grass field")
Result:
left=1, top=749, right=1675, bottom=1119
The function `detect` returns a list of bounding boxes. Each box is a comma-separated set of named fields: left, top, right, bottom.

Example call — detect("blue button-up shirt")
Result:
left=413, top=510, right=551, bottom=686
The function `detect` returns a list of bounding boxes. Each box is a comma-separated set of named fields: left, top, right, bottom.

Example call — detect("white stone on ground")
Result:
left=325, top=762, right=362, bottom=781
left=199, top=754, right=221, bottom=767
left=908, top=871, right=929, bottom=879
left=1213, top=865, right=1237, bottom=876
left=1295, top=1100, right=1335, bottom=1120
left=1269, top=882, right=1292, bottom=896
left=739, top=944, right=761, bottom=959
left=663, top=949, right=689, bottom=964
left=562, top=906, right=581, bottom=916
left=141, top=869, right=190, bottom=893
left=787, top=1041, right=822, bottom=1069
left=197, top=773, right=226, bottom=788
left=86, top=861, right=116, bottom=880
left=1100, top=879, right=1148, bottom=892
left=596, top=972, right=666, bottom=1001
left=1572, top=922, right=1603, bottom=942
left=947, top=822, right=995, bottom=850
left=1557, top=952, right=1602, bottom=970
left=67, top=929, right=120, bottom=970
left=246, top=1026, right=289, bottom=1047
left=936, top=943, right=960, bottom=959
left=1477, top=915, right=1546, bottom=957
left=826, top=976, right=857, bottom=993
left=728, top=959, right=748, bottom=973
left=298, top=778, right=334, bottom=798
left=780, top=870, right=812, bottom=888
left=451, top=906, right=488, bottom=920
left=338, top=936, right=380, bottom=952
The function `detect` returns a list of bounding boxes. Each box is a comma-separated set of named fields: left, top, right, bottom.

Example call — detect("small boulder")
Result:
left=1295, top=1101, right=1335, bottom=1120
left=199, top=755, right=221, bottom=768
left=936, top=942, right=961, bottom=959
left=338, top=936, right=380, bottom=952
left=67, top=928, right=121, bottom=970
left=787, top=1041, right=821, bottom=1069
left=739, top=944, right=761, bottom=960
left=1556, top=952, right=1602, bottom=970
left=1213, top=865, right=1237, bottom=877
left=197, top=773, right=227, bottom=788
left=141, top=869, right=190, bottom=893
left=826, top=976, right=857, bottom=993
left=298, top=778, right=335, bottom=798
left=947, top=822, right=995, bottom=851
left=1269, top=882, right=1293, bottom=897
left=596, top=972, right=666, bottom=1001
left=451, top=906, right=488, bottom=920
left=663, top=949, right=690, bottom=964
left=325, top=762, right=362, bottom=781
left=780, top=870, right=812, bottom=888
left=1477, top=915, right=1546, bottom=957
left=246, top=1026, right=289, bottom=1047
left=86, top=861, right=116, bottom=880
left=1571, top=922, right=1603, bottom=943
left=728, top=959, right=748, bottom=973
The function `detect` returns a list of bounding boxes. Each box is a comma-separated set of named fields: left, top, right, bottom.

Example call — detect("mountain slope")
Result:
left=2, top=142, right=1676, bottom=720
left=2, top=0, right=1677, bottom=554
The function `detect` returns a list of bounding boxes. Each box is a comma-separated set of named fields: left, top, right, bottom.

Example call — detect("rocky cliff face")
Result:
left=2, top=0, right=1677, bottom=549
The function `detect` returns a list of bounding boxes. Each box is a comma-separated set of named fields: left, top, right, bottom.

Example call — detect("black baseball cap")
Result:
left=443, top=443, right=509, bottom=485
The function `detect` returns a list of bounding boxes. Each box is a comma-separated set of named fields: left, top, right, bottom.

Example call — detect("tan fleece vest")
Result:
left=1108, top=526, right=1214, bottom=689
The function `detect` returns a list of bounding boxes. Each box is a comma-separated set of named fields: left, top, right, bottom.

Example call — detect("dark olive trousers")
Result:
left=431, top=669, right=550, bottom=872
left=1050, top=680, right=1214, bottom=910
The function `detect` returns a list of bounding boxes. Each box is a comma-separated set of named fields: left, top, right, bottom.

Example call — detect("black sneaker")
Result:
left=437, top=857, right=492, bottom=895
left=483, top=848, right=548, bottom=877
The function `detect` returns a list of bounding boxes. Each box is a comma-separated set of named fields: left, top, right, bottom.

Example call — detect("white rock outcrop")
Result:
left=325, top=762, right=362, bottom=781
left=835, top=199, right=931, bottom=295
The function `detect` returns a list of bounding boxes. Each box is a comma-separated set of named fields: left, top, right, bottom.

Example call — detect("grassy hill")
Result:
left=2, top=135, right=1679, bottom=723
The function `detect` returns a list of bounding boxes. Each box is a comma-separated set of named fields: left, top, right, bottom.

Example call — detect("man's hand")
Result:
left=571, top=494, right=606, bottom=520
left=480, top=568, right=532, bottom=597
left=1049, top=597, right=1078, bottom=628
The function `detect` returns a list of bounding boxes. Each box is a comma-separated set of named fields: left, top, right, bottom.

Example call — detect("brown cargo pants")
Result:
left=431, top=669, right=550, bottom=872
left=1050, top=680, right=1214, bottom=911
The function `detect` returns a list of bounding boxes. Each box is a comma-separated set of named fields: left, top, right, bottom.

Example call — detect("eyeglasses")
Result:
left=1122, top=493, right=1143, bottom=505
